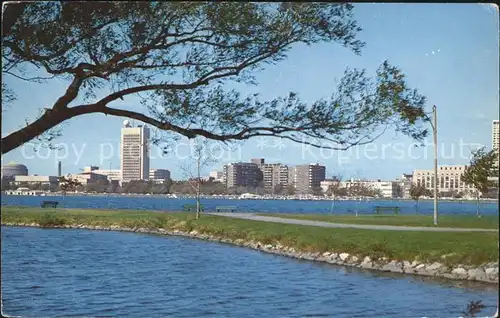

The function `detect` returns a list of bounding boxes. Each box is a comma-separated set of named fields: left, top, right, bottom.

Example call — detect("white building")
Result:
left=493, top=120, right=499, bottom=170
left=93, top=169, right=121, bottom=182
left=120, top=121, right=150, bottom=183
left=14, top=175, right=59, bottom=188
left=66, top=172, right=108, bottom=185
left=412, top=165, right=475, bottom=195
left=339, top=179, right=399, bottom=198
left=209, top=171, right=224, bottom=182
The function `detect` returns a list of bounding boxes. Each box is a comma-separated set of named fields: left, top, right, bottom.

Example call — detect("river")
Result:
left=2, top=194, right=499, bottom=216
left=2, top=226, right=498, bottom=317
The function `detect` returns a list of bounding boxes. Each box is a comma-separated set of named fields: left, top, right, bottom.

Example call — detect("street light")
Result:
left=429, top=105, right=439, bottom=226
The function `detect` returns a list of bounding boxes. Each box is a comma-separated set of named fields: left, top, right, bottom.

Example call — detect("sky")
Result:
left=2, top=3, right=499, bottom=180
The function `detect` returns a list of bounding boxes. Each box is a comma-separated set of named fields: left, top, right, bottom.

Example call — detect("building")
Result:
left=493, top=120, right=499, bottom=170
left=58, top=161, right=62, bottom=177
left=2, top=162, right=28, bottom=180
left=223, top=162, right=261, bottom=188
left=149, top=169, right=171, bottom=182
left=339, top=179, right=399, bottom=198
left=120, top=121, right=150, bottom=183
left=262, top=163, right=289, bottom=189
left=93, top=169, right=122, bottom=183
left=290, top=163, right=326, bottom=194
left=67, top=172, right=108, bottom=185
left=395, top=174, right=413, bottom=199
left=320, top=179, right=340, bottom=194
left=83, top=166, right=99, bottom=173
left=14, top=175, right=59, bottom=189
left=209, top=171, right=224, bottom=182
left=250, top=158, right=265, bottom=167
left=412, top=165, right=475, bottom=195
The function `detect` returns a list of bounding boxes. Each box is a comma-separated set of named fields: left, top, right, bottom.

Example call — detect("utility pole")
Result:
left=432, top=105, right=439, bottom=226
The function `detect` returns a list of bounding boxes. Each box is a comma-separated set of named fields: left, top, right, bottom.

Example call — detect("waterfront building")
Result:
left=493, top=120, right=499, bottom=173
left=67, top=172, right=108, bottom=185
left=93, top=169, right=122, bottom=183
left=120, top=121, right=150, bottom=183
left=262, top=163, right=289, bottom=189
left=339, top=179, right=399, bottom=198
left=1, top=162, right=28, bottom=180
left=149, top=169, right=171, bottom=183
left=412, top=165, right=475, bottom=195
left=209, top=171, right=224, bottom=182
left=14, top=175, right=59, bottom=188
left=290, top=163, right=326, bottom=194
left=223, top=162, right=261, bottom=188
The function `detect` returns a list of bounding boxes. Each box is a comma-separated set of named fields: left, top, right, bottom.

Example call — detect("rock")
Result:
left=403, top=261, right=412, bottom=269
left=264, top=244, right=273, bottom=250
left=339, top=253, right=350, bottom=261
left=382, top=261, right=403, bottom=273
left=467, top=268, right=487, bottom=281
left=322, top=252, right=331, bottom=257
left=411, top=260, right=419, bottom=268
left=415, top=264, right=426, bottom=270
left=330, top=253, right=338, bottom=260
left=451, top=268, right=468, bottom=276
left=360, top=257, right=373, bottom=269
left=426, top=262, right=446, bottom=274
left=350, top=256, right=359, bottom=263
left=485, top=267, right=498, bottom=275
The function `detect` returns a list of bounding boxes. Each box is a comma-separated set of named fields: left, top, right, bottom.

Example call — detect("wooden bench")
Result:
left=215, top=206, right=237, bottom=212
left=182, top=204, right=204, bottom=212
left=373, top=206, right=400, bottom=215
left=40, top=201, right=59, bottom=208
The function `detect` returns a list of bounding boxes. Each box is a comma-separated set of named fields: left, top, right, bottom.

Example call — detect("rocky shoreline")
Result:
left=4, top=222, right=499, bottom=284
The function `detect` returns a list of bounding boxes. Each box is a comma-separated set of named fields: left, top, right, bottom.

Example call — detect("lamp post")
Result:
left=431, top=105, right=439, bottom=226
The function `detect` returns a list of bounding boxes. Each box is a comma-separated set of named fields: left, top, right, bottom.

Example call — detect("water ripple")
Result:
left=2, top=226, right=498, bottom=317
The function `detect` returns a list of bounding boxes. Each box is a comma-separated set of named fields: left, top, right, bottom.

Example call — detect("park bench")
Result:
left=215, top=206, right=237, bottom=212
left=40, top=201, right=59, bottom=208
left=373, top=206, right=400, bottom=215
left=182, top=204, right=204, bottom=212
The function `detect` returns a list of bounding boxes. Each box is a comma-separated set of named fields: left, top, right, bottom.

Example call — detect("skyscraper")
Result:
left=120, top=121, right=150, bottom=183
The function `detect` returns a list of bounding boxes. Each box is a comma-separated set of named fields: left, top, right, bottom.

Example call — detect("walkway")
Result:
left=207, top=213, right=498, bottom=232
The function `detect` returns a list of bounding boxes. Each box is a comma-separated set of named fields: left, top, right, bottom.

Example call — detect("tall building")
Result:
left=120, top=121, right=150, bottom=183
left=223, top=162, right=260, bottom=188
left=290, top=163, right=326, bottom=194
left=413, top=165, right=474, bottom=194
left=339, top=179, right=399, bottom=198
left=262, top=163, right=289, bottom=189
left=493, top=120, right=499, bottom=168
left=58, top=161, right=62, bottom=177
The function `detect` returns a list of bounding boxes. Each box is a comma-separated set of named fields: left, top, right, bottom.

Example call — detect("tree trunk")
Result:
left=196, top=157, right=201, bottom=220
left=415, top=200, right=419, bottom=215
left=476, top=194, right=481, bottom=218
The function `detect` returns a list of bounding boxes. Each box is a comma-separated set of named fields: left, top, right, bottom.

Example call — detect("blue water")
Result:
left=2, top=194, right=499, bottom=216
left=2, top=226, right=498, bottom=317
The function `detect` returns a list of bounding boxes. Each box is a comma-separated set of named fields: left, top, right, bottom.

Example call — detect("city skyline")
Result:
left=2, top=4, right=498, bottom=180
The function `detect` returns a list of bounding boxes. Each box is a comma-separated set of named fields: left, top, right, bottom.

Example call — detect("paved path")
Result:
left=207, top=213, right=498, bottom=232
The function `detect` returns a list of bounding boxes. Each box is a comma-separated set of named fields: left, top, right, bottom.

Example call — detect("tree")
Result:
left=409, top=183, right=428, bottom=215
left=58, top=175, right=82, bottom=207
left=180, top=137, right=218, bottom=219
left=273, top=184, right=284, bottom=195
left=462, top=147, right=498, bottom=218
left=2, top=2, right=429, bottom=154
left=286, top=184, right=296, bottom=196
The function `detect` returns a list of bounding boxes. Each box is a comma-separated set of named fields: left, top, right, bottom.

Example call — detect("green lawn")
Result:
left=256, top=213, right=499, bottom=229
left=2, top=206, right=498, bottom=266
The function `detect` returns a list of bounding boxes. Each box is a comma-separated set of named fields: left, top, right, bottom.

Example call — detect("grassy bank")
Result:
left=257, top=214, right=499, bottom=229
left=2, top=206, right=498, bottom=266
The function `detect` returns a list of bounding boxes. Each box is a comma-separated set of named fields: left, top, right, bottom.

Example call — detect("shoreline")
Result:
left=3, top=222, right=498, bottom=285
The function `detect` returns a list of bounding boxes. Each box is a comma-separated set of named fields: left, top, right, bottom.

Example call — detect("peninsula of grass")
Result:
left=2, top=206, right=498, bottom=267
left=257, top=213, right=499, bottom=229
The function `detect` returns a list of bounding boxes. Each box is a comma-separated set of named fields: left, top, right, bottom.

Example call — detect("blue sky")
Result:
left=2, top=3, right=499, bottom=180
